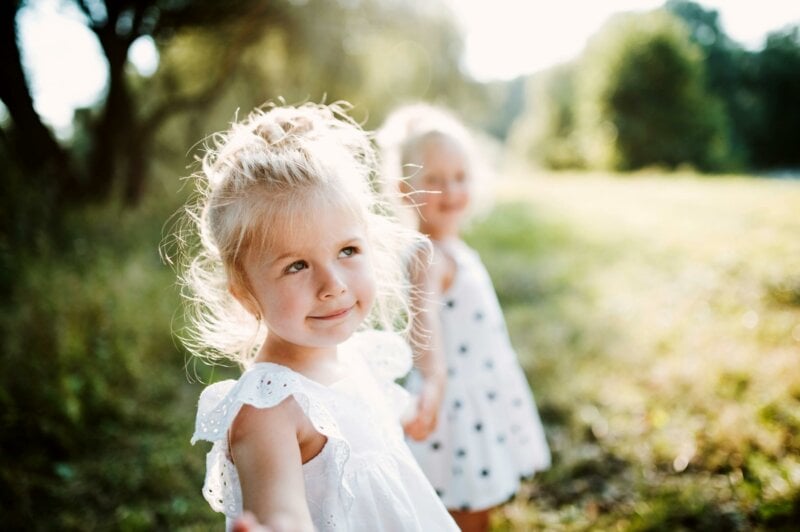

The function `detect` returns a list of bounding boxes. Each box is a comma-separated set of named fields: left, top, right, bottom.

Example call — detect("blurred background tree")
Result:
left=576, top=9, right=730, bottom=171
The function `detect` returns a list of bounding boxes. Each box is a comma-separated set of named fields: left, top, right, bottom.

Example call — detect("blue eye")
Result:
left=285, top=260, right=307, bottom=274
left=340, top=246, right=358, bottom=258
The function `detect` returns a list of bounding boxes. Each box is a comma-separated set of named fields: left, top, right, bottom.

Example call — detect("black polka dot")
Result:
left=497, top=434, right=506, bottom=443
left=458, top=344, right=468, bottom=355
left=447, top=367, right=456, bottom=377
left=453, top=400, right=462, bottom=409
left=456, top=448, right=466, bottom=458
left=474, top=422, right=483, bottom=432
left=431, top=441, right=441, bottom=451
left=484, top=359, right=494, bottom=369
left=446, top=299, right=455, bottom=308
left=435, top=488, right=444, bottom=497
left=481, top=468, right=490, bottom=477
left=486, top=391, right=497, bottom=401
left=460, top=504, right=471, bottom=512
left=474, top=311, right=484, bottom=321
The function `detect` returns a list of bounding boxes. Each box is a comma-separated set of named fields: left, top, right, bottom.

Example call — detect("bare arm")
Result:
left=403, top=244, right=447, bottom=441
left=230, top=398, right=314, bottom=532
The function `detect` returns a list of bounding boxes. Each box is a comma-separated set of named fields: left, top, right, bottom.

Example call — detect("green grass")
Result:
left=464, top=172, right=800, bottom=531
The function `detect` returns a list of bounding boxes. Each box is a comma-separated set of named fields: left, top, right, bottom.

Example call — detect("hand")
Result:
left=403, top=377, right=444, bottom=441
left=232, top=511, right=272, bottom=532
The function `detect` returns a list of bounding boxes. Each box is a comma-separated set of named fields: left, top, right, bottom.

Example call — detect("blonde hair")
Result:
left=376, top=102, right=491, bottom=223
left=173, top=102, right=422, bottom=366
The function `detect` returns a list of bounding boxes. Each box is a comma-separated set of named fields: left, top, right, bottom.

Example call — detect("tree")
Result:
left=665, top=0, right=752, bottom=168
left=747, top=26, right=800, bottom=169
left=1, top=0, right=299, bottom=206
left=575, top=10, right=730, bottom=171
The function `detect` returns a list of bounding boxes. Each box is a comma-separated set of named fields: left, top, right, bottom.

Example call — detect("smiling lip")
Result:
left=309, top=305, right=354, bottom=320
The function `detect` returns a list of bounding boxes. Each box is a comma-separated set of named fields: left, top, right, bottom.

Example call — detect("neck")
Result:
left=257, top=334, right=339, bottom=372
left=418, top=223, right=460, bottom=243
left=426, top=232, right=461, bottom=247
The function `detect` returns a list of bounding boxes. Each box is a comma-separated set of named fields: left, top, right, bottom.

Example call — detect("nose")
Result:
left=318, top=265, right=347, bottom=300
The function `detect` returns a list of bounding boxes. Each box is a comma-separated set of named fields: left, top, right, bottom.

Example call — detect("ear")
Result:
left=228, top=277, right=260, bottom=318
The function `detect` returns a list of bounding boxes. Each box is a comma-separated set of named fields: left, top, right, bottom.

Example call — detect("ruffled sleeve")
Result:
left=342, top=330, right=413, bottom=419
left=191, top=365, right=353, bottom=519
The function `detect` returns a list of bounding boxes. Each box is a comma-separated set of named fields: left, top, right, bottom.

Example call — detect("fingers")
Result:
left=232, top=511, right=272, bottom=532
left=403, top=400, right=438, bottom=441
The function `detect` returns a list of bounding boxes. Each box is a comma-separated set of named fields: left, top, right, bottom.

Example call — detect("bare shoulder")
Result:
left=230, top=396, right=303, bottom=450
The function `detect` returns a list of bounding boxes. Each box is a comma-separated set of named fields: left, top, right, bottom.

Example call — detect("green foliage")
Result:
left=576, top=10, right=730, bottom=171
left=667, top=2, right=800, bottom=171
left=144, top=0, right=475, bottom=136
left=665, top=1, right=748, bottom=165
left=747, top=26, right=800, bottom=169
left=0, top=194, right=224, bottom=529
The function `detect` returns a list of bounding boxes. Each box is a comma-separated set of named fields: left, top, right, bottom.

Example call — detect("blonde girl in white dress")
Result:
left=379, top=104, right=551, bottom=532
left=176, top=102, right=458, bottom=531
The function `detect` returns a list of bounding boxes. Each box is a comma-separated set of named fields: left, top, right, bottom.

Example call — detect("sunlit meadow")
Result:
left=464, top=172, right=800, bottom=530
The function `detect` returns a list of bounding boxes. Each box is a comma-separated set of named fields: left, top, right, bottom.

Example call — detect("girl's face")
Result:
left=236, top=196, right=376, bottom=359
left=407, top=136, right=471, bottom=240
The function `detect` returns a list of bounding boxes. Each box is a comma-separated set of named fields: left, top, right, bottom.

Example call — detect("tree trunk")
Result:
left=85, top=26, right=134, bottom=202
left=0, top=1, right=77, bottom=194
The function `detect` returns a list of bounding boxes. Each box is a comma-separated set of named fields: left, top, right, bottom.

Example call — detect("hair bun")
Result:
left=255, top=113, right=315, bottom=145
left=254, top=121, right=287, bottom=144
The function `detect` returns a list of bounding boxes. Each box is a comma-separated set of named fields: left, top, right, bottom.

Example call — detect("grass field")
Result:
left=464, top=173, right=800, bottom=530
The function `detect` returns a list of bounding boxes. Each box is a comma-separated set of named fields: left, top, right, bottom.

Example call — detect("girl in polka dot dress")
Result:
left=379, top=104, right=551, bottom=532
left=177, top=102, right=458, bottom=531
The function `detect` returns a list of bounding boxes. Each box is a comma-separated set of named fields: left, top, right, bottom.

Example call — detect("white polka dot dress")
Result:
left=405, top=240, right=551, bottom=512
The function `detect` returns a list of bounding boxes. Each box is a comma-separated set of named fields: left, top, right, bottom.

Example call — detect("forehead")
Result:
left=412, top=137, right=468, bottom=178
left=413, top=134, right=467, bottom=169
left=249, top=191, right=368, bottom=258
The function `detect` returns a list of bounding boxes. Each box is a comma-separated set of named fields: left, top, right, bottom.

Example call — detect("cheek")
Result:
left=415, top=192, right=441, bottom=212
left=357, top=264, right=377, bottom=309
left=262, top=284, right=300, bottom=321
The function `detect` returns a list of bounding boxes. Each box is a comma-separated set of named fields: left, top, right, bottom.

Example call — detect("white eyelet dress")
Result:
left=192, top=331, right=458, bottom=531
left=405, top=240, right=551, bottom=512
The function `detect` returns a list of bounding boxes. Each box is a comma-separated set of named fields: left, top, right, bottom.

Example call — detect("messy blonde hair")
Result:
left=173, top=102, right=422, bottom=366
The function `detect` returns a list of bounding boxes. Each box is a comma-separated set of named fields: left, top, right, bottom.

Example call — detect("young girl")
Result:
left=379, top=104, right=552, bottom=532
left=179, top=102, right=458, bottom=531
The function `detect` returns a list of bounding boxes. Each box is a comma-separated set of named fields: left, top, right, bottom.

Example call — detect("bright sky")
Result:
left=14, top=0, right=800, bottom=135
